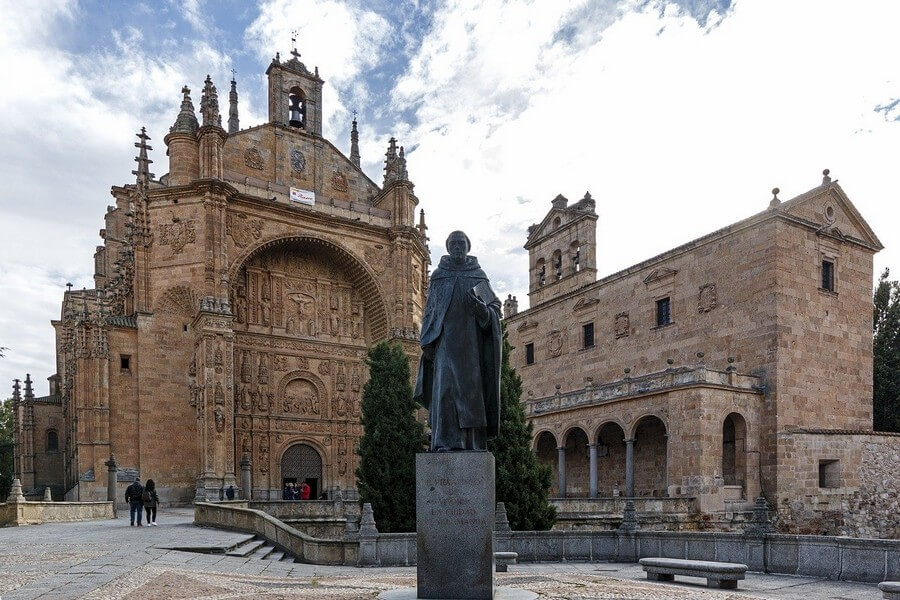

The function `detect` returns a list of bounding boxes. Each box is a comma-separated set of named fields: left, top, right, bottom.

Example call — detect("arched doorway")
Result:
left=534, top=431, right=558, bottom=496
left=633, top=416, right=667, bottom=497
left=281, top=444, right=323, bottom=499
left=595, top=422, right=626, bottom=497
left=722, top=412, right=747, bottom=490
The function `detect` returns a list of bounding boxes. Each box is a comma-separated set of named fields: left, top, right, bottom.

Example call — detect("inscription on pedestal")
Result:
left=417, top=452, right=494, bottom=600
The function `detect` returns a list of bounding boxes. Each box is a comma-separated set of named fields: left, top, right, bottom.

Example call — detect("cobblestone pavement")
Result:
left=0, top=510, right=883, bottom=600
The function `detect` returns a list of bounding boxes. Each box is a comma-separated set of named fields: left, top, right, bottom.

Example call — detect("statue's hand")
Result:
left=468, top=289, right=490, bottom=325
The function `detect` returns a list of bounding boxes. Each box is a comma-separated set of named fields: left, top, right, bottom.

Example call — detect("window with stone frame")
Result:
left=120, top=355, right=131, bottom=372
left=655, top=297, right=671, bottom=327
left=47, top=429, right=59, bottom=452
left=582, top=322, right=594, bottom=349
left=818, top=459, right=840, bottom=488
left=821, top=259, right=835, bottom=292
left=525, top=342, right=535, bottom=365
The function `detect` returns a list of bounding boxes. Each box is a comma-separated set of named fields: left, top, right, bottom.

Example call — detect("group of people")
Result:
left=124, top=477, right=159, bottom=526
left=282, top=480, right=311, bottom=500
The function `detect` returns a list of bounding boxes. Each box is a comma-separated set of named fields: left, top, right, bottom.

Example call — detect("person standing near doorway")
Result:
left=299, top=480, right=311, bottom=500
left=125, top=477, right=144, bottom=526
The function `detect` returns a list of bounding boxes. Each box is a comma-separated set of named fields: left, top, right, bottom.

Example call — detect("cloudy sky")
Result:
left=1, top=0, right=898, bottom=393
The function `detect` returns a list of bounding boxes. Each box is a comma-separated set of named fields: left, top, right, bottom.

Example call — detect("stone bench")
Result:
left=880, top=581, right=900, bottom=599
left=495, top=551, right=518, bottom=572
left=639, top=557, right=748, bottom=589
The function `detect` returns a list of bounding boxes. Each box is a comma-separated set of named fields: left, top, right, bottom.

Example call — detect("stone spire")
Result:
left=383, top=137, right=411, bottom=186
left=200, top=75, right=222, bottom=128
left=132, top=127, right=155, bottom=188
left=12, top=378, right=21, bottom=403
left=170, top=86, right=199, bottom=134
left=228, top=75, right=240, bottom=134
left=417, top=208, right=428, bottom=238
left=24, top=373, right=33, bottom=402
left=383, top=137, right=400, bottom=186
left=350, top=116, right=360, bottom=168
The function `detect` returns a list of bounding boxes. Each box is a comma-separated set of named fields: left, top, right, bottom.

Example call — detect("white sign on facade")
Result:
left=290, top=187, right=315, bottom=206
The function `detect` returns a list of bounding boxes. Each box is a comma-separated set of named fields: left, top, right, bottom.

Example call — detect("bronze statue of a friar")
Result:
left=414, top=230, right=503, bottom=451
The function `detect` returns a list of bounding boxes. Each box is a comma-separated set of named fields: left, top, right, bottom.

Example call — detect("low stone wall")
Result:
left=0, top=500, right=115, bottom=526
left=194, top=502, right=355, bottom=565
left=247, top=499, right=360, bottom=539
left=194, top=501, right=899, bottom=581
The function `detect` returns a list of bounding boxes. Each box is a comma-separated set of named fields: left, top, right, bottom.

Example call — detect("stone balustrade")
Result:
left=526, top=366, right=762, bottom=417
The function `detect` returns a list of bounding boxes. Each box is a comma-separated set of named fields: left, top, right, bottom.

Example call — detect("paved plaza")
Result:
left=0, top=510, right=884, bottom=599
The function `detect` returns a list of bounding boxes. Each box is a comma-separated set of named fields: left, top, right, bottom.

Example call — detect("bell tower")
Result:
left=266, top=40, right=323, bottom=135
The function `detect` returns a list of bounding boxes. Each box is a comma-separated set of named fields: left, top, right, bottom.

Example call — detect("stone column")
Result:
left=557, top=446, right=567, bottom=498
left=240, top=452, right=252, bottom=500
left=105, top=455, right=118, bottom=516
left=358, top=502, right=379, bottom=566
left=588, top=443, right=598, bottom=498
left=624, top=438, right=635, bottom=498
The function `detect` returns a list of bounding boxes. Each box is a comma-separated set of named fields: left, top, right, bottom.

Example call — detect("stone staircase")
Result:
left=226, top=537, right=295, bottom=562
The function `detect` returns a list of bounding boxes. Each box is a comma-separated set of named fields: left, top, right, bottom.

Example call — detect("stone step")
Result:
left=266, top=550, right=288, bottom=561
left=254, top=544, right=276, bottom=559
left=226, top=539, right=267, bottom=557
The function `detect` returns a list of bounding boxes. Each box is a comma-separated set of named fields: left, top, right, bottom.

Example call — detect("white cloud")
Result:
left=398, top=0, right=900, bottom=309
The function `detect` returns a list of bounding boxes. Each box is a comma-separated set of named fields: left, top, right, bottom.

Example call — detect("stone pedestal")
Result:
left=417, top=452, right=494, bottom=600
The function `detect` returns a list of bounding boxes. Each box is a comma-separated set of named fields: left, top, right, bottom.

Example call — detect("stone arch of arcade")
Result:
left=533, top=414, right=668, bottom=499
left=228, top=234, right=388, bottom=499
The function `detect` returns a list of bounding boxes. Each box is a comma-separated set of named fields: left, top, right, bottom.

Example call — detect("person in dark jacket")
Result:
left=125, top=478, right=144, bottom=526
left=143, top=479, right=159, bottom=526
left=225, top=485, right=235, bottom=500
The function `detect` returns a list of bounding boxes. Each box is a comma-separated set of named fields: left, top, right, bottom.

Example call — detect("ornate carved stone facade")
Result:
left=17, top=48, right=429, bottom=504
left=508, top=179, right=898, bottom=537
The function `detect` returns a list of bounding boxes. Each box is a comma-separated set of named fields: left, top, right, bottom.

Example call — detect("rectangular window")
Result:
left=821, top=260, right=835, bottom=292
left=582, top=323, right=594, bottom=349
left=818, top=459, right=840, bottom=488
left=120, top=355, right=131, bottom=371
left=655, top=297, right=671, bottom=327
left=525, top=343, right=535, bottom=365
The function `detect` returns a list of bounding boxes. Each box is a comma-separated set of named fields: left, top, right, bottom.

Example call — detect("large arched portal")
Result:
left=563, top=427, right=590, bottom=497
left=231, top=236, right=387, bottom=499
left=281, top=443, right=322, bottom=498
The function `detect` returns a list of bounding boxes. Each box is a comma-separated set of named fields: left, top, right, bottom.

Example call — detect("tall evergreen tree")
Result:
left=874, top=268, right=900, bottom=432
left=0, top=397, right=13, bottom=500
left=356, top=342, right=426, bottom=532
left=488, top=324, right=556, bottom=530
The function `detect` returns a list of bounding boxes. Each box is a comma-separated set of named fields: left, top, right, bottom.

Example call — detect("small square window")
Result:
left=655, top=297, right=671, bottom=327
left=582, top=323, right=594, bottom=349
left=818, top=459, right=840, bottom=488
left=120, top=355, right=131, bottom=371
left=821, top=260, right=835, bottom=292
left=525, top=343, right=535, bottom=365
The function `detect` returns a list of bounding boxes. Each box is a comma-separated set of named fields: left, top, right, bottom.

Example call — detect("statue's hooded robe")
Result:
left=414, top=254, right=502, bottom=451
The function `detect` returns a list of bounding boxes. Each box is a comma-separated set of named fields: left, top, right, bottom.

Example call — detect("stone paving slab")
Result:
left=0, top=509, right=884, bottom=600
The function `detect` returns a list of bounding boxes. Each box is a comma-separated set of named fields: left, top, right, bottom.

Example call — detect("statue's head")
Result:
left=446, top=230, right=470, bottom=262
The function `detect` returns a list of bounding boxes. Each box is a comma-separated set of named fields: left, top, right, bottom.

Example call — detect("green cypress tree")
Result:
left=874, top=268, right=900, bottom=432
left=489, top=324, right=557, bottom=530
left=356, top=342, right=426, bottom=532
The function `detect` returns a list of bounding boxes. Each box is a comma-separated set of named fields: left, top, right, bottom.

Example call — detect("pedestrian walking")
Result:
left=125, top=477, right=144, bottom=526
left=143, top=479, right=159, bottom=526
left=225, top=485, right=235, bottom=500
